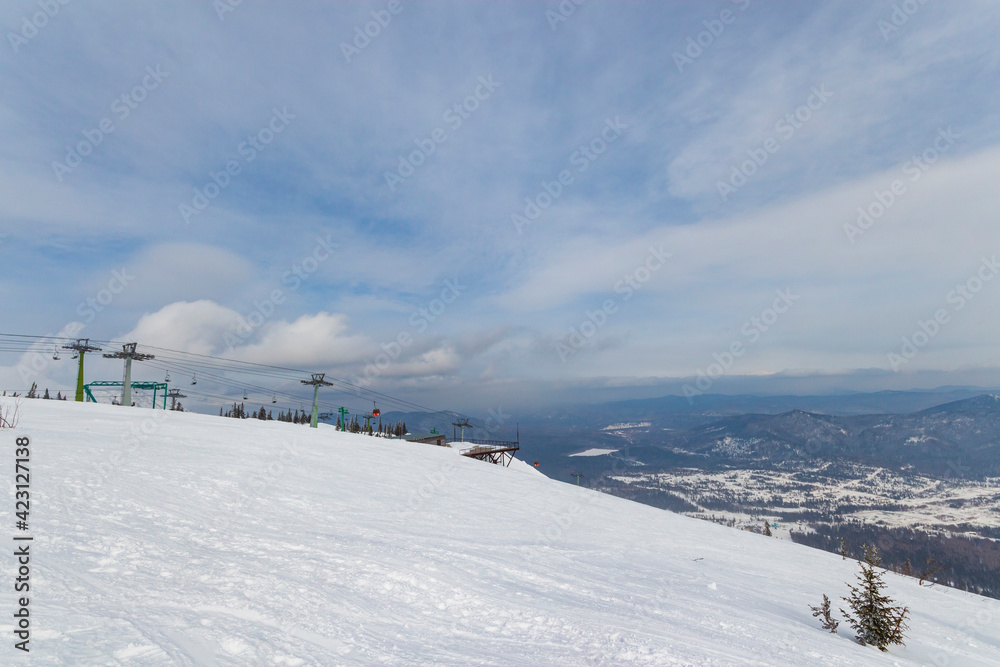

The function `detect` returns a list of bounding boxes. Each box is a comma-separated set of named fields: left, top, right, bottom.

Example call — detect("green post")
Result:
left=310, top=384, right=320, bottom=428
left=337, top=406, right=350, bottom=431
left=301, top=373, right=331, bottom=429
left=75, top=352, right=86, bottom=402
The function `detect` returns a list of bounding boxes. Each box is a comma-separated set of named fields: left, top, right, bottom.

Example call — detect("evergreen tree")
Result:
left=763, top=521, right=773, bottom=537
left=810, top=594, right=839, bottom=633
left=43, top=388, right=50, bottom=399
left=841, top=545, right=909, bottom=651
left=267, top=410, right=273, bottom=421
left=840, top=536, right=849, bottom=560
left=27, top=382, right=37, bottom=399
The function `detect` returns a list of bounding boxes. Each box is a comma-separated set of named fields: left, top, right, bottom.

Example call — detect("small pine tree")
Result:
left=810, top=594, right=839, bottom=633
left=901, top=558, right=913, bottom=577
left=43, top=388, right=51, bottom=399
left=27, top=382, right=37, bottom=399
left=841, top=545, right=909, bottom=651
left=762, top=522, right=773, bottom=537
left=839, top=536, right=849, bottom=560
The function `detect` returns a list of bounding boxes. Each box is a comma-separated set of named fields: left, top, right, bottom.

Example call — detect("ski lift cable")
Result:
left=144, top=360, right=359, bottom=414
left=144, top=353, right=454, bottom=418
left=132, top=343, right=456, bottom=415
left=2, top=334, right=463, bottom=421
left=144, top=359, right=310, bottom=400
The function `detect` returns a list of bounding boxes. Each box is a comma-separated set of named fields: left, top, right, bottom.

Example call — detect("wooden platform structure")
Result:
left=458, top=438, right=520, bottom=466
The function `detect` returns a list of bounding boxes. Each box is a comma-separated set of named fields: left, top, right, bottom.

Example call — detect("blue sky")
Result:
left=2, top=0, right=1000, bottom=412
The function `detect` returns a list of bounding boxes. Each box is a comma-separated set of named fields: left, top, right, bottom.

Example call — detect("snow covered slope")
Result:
left=3, top=398, right=999, bottom=665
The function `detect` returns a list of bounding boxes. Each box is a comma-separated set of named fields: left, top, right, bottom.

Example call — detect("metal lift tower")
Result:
left=300, top=373, right=333, bottom=428
left=62, top=338, right=102, bottom=402
left=103, top=343, right=155, bottom=407
left=452, top=418, right=472, bottom=442
left=167, top=388, right=186, bottom=410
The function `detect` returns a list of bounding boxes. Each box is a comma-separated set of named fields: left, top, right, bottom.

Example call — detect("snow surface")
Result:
left=569, top=448, right=619, bottom=457
left=3, top=397, right=1000, bottom=665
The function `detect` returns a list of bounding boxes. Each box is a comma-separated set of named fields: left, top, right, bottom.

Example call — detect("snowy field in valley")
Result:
left=3, top=397, right=1000, bottom=665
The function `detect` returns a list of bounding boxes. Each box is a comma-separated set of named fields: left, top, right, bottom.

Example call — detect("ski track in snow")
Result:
left=2, top=398, right=1000, bottom=665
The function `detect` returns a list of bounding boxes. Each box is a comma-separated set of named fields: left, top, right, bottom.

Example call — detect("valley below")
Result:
left=520, top=391, right=1000, bottom=600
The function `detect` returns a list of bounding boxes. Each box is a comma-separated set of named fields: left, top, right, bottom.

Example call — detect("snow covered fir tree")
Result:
left=841, top=545, right=909, bottom=651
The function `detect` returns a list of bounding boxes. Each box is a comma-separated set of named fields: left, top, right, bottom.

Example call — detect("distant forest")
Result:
left=792, top=522, right=1000, bottom=600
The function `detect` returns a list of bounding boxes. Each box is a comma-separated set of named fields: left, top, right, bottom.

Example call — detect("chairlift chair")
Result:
left=191, top=374, right=197, bottom=385
left=52, top=346, right=60, bottom=360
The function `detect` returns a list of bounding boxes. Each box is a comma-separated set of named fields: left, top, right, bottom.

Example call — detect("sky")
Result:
left=2, top=0, right=1000, bottom=414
